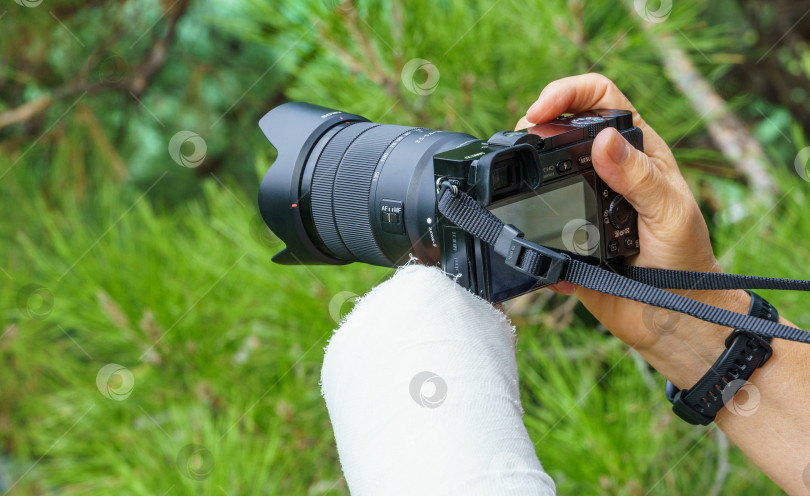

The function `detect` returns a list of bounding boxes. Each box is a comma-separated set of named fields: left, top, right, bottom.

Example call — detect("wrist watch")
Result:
left=664, top=291, right=778, bottom=425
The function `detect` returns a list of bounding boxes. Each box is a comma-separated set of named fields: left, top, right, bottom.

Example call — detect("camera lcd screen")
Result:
left=483, top=172, right=601, bottom=302
left=489, top=175, right=599, bottom=256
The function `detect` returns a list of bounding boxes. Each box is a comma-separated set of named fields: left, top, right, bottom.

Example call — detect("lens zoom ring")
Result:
left=311, top=122, right=378, bottom=260
left=333, top=125, right=413, bottom=265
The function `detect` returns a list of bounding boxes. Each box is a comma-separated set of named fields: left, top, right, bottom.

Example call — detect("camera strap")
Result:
left=436, top=186, right=810, bottom=344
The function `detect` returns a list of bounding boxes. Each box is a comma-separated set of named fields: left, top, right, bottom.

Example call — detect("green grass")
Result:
left=2, top=155, right=809, bottom=494
left=2, top=0, right=808, bottom=493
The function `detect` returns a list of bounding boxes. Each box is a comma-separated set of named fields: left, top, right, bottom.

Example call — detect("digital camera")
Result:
left=257, top=102, right=642, bottom=302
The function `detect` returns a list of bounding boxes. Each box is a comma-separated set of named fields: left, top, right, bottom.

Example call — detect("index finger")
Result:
left=523, top=73, right=670, bottom=161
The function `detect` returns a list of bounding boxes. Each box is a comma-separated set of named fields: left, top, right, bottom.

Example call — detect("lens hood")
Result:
left=258, top=102, right=368, bottom=264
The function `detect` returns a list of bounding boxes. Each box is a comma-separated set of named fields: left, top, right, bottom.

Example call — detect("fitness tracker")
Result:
left=665, top=291, right=778, bottom=425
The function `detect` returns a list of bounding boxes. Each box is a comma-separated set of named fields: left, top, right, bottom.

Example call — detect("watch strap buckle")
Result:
left=724, top=329, right=773, bottom=366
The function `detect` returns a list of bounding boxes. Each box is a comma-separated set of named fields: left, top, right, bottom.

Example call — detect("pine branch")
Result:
left=0, top=0, right=191, bottom=132
left=630, top=12, right=779, bottom=200
left=653, top=29, right=778, bottom=197
left=317, top=7, right=420, bottom=117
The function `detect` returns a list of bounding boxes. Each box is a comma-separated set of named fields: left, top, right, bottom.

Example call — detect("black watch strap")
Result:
left=665, top=291, right=779, bottom=425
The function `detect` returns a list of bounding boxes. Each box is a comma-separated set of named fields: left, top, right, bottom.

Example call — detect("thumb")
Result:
left=591, top=127, right=682, bottom=222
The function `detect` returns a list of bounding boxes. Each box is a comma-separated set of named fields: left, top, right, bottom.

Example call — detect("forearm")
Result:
left=629, top=289, right=810, bottom=494
left=322, top=265, right=557, bottom=496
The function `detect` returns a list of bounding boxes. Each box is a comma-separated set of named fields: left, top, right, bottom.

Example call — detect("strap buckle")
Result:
left=502, top=236, right=569, bottom=286
left=724, top=329, right=773, bottom=366
left=670, top=390, right=714, bottom=425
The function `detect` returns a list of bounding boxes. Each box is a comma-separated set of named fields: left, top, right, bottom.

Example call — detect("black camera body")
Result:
left=257, top=103, right=642, bottom=303
left=432, top=111, right=643, bottom=302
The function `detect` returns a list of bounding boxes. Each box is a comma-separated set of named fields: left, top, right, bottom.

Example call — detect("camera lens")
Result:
left=258, top=102, right=476, bottom=267
left=308, top=122, right=415, bottom=266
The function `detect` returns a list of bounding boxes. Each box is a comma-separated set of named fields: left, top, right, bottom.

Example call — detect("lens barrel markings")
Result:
left=333, top=125, right=414, bottom=266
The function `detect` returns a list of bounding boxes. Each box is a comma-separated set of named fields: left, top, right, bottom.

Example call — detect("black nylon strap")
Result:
left=436, top=188, right=810, bottom=345
left=618, top=265, right=810, bottom=291
left=562, top=259, right=808, bottom=343
left=437, top=186, right=502, bottom=245
left=561, top=260, right=810, bottom=343
left=518, top=249, right=552, bottom=276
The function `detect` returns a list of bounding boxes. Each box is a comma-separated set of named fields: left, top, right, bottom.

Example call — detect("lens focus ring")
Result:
left=333, top=125, right=413, bottom=266
left=311, top=122, right=379, bottom=260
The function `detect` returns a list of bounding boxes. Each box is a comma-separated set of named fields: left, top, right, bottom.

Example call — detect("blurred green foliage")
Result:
left=2, top=0, right=810, bottom=494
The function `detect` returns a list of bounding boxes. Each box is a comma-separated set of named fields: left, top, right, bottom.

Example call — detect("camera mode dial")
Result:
left=569, top=116, right=609, bottom=138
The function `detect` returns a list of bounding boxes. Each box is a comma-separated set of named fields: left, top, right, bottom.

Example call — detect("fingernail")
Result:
left=557, top=281, right=577, bottom=295
left=606, top=129, right=630, bottom=163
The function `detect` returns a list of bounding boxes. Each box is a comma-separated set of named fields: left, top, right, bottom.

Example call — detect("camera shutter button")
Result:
left=608, top=195, right=633, bottom=230
left=569, top=116, right=608, bottom=138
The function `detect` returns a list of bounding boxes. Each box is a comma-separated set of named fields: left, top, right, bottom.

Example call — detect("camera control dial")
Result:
left=569, top=116, right=609, bottom=138
left=608, top=194, right=634, bottom=230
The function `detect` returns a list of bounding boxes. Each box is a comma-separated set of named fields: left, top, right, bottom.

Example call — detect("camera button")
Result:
left=578, top=155, right=592, bottom=166
left=608, top=239, right=619, bottom=255
left=624, top=237, right=635, bottom=248
left=556, top=159, right=573, bottom=173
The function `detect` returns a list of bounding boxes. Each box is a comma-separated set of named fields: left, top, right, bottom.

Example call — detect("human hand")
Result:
left=321, top=265, right=556, bottom=496
left=517, top=75, right=810, bottom=494
left=516, top=73, right=749, bottom=388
